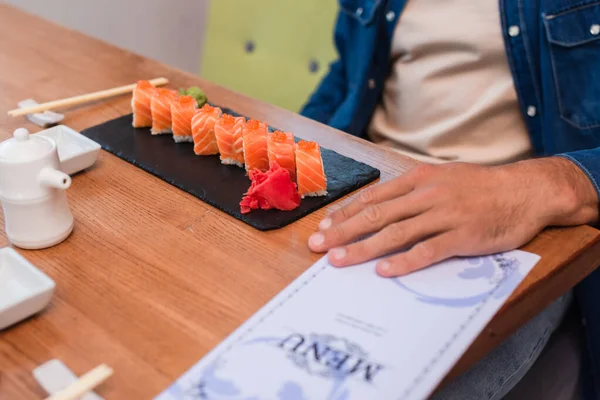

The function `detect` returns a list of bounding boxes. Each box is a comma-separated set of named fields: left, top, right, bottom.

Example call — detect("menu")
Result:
left=156, top=251, right=539, bottom=400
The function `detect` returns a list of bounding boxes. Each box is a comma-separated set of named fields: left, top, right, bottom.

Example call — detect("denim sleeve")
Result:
left=299, top=12, right=348, bottom=124
left=557, top=149, right=600, bottom=197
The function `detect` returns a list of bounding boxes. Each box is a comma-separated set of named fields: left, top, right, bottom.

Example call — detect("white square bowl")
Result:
left=0, top=248, right=55, bottom=330
left=35, top=125, right=101, bottom=175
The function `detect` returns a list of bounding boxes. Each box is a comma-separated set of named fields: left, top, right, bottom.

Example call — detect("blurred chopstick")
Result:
left=44, top=364, right=113, bottom=400
left=8, top=77, right=169, bottom=117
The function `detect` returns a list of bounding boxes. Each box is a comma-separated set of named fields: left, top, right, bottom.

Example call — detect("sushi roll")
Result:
left=171, top=95, right=197, bottom=143
left=295, top=140, right=327, bottom=198
left=191, top=104, right=222, bottom=155
left=131, top=80, right=156, bottom=128
left=150, top=88, right=178, bottom=135
left=242, top=119, right=269, bottom=173
left=214, top=114, right=246, bottom=167
left=267, top=130, right=296, bottom=182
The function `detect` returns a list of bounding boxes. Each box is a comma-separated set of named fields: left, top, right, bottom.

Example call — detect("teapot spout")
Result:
left=38, top=167, right=71, bottom=190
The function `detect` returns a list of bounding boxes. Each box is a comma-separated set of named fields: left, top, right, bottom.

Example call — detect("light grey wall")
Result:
left=5, top=0, right=209, bottom=74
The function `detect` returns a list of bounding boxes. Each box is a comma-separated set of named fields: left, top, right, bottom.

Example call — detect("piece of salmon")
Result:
left=214, top=114, right=246, bottom=167
left=171, top=95, right=197, bottom=143
left=150, top=88, right=178, bottom=135
left=267, top=130, right=296, bottom=182
left=242, top=120, right=269, bottom=173
left=131, top=80, right=156, bottom=128
left=295, top=140, right=327, bottom=198
left=191, top=104, right=222, bottom=155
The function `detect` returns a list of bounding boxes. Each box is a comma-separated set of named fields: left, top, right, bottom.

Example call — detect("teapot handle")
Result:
left=38, top=167, right=71, bottom=190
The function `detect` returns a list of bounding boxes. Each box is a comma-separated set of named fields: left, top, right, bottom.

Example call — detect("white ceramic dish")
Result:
left=0, top=247, right=55, bottom=330
left=35, top=125, right=101, bottom=175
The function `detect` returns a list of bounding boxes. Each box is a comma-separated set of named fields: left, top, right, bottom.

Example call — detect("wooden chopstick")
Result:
left=44, top=364, right=113, bottom=400
left=8, top=77, right=169, bottom=117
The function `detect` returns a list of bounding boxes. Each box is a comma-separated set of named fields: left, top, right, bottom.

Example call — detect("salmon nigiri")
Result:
left=214, top=114, right=246, bottom=167
left=131, top=80, right=156, bottom=128
left=267, top=131, right=296, bottom=182
left=171, top=95, right=197, bottom=143
left=151, top=88, right=178, bottom=135
left=242, top=120, right=269, bottom=173
left=295, top=140, right=327, bottom=198
left=191, top=104, right=222, bottom=155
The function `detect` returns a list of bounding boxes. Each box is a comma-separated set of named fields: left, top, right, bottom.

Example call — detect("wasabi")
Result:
left=178, top=86, right=208, bottom=107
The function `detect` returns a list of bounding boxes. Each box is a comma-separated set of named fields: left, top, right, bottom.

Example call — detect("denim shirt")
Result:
left=300, top=0, right=600, bottom=397
left=301, top=0, right=600, bottom=193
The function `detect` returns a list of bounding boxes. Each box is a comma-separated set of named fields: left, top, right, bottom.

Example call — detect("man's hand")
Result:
left=308, top=157, right=599, bottom=277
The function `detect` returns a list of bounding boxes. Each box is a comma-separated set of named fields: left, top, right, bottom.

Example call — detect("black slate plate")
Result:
left=81, top=112, right=380, bottom=231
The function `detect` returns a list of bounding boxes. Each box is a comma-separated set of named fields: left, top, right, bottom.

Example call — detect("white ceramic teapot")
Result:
left=0, top=128, right=74, bottom=249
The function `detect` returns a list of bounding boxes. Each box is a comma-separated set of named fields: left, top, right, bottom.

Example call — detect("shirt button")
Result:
left=356, top=7, right=364, bottom=16
left=591, top=24, right=600, bottom=36
left=368, top=79, right=376, bottom=89
left=244, top=40, right=255, bottom=53
left=386, top=11, right=396, bottom=22
left=527, top=106, right=537, bottom=117
left=508, top=25, right=520, bottom=37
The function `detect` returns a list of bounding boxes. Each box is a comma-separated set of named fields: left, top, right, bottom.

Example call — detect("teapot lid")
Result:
left=0, top=128, right=53, bottom=163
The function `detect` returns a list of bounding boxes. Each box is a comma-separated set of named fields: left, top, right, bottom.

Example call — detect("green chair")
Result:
left=200, top=1, right=338, bottom=113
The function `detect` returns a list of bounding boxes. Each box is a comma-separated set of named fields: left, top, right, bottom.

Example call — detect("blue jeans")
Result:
left=432, top=292, right=573, bottom=400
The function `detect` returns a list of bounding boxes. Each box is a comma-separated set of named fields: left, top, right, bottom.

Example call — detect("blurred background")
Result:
left=6, top=0, right=338, bottom=113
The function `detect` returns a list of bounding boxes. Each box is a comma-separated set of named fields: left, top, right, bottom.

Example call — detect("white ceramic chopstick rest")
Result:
left=44, top=364, right=113, bottom=400
left=33, top=360, right=104, bottom=400
left=18, top=99, right=64, bottom=128
left=0, top=128, right=74, bottom=249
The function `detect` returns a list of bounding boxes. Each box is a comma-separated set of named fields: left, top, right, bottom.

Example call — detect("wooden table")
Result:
left=1, top=5, right=599, bottom=399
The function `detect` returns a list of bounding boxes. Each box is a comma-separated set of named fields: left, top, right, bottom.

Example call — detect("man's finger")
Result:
left=321, top=172, right=419, bottom=229
left=309, top=190, right=429, bottom=252
left=327, top=212, right=447, bottom=267
left=375, top=231, right=462, bottom=277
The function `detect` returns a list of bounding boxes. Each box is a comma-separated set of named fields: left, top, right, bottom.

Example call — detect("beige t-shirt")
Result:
left=368, top=0, right=532, bottom=165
